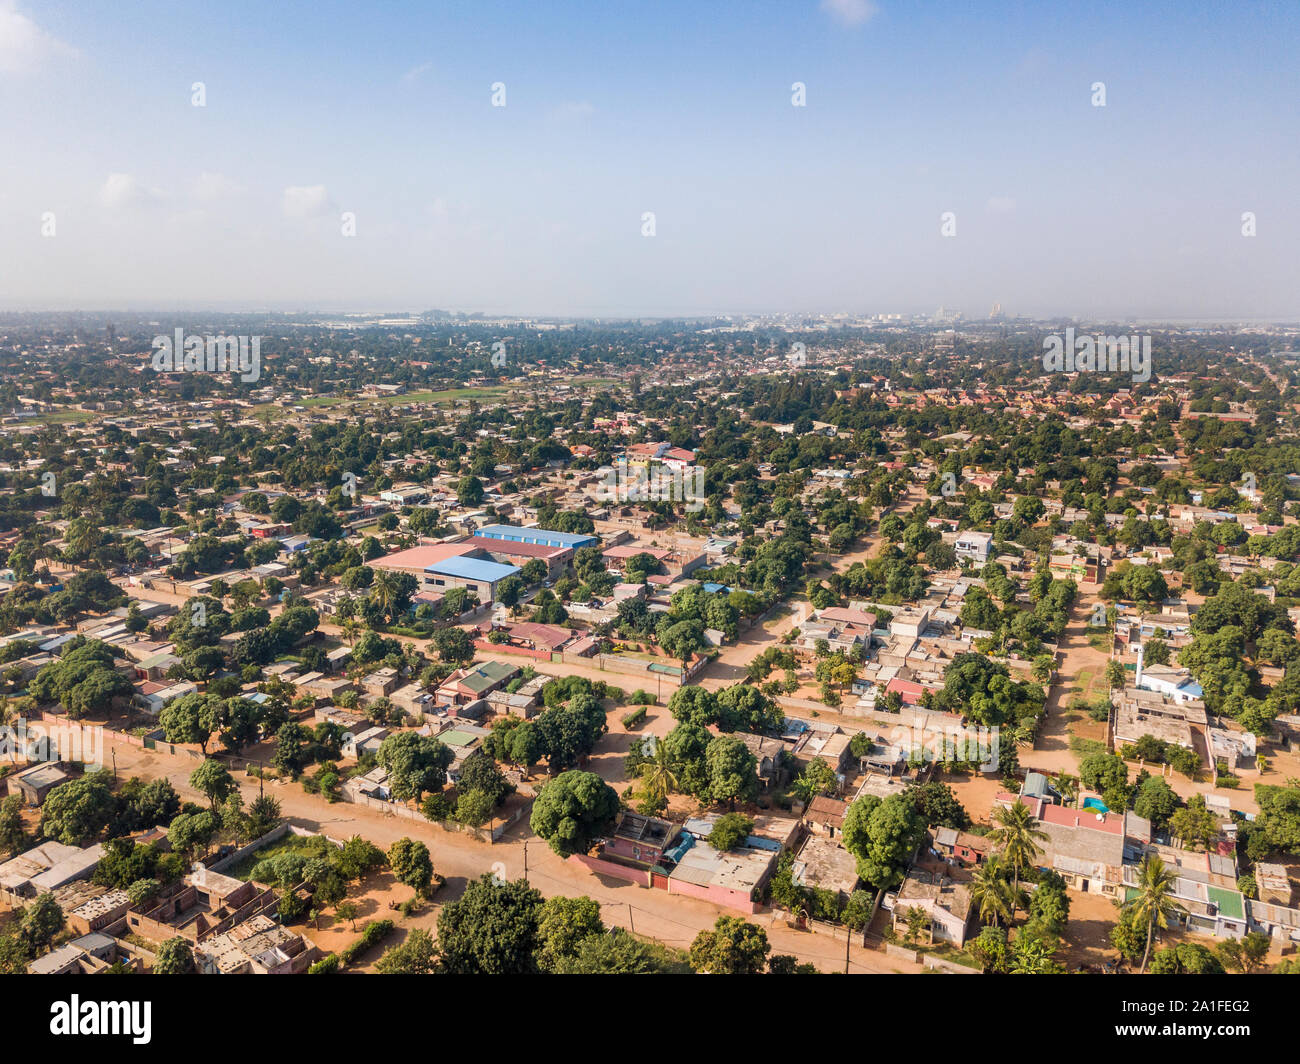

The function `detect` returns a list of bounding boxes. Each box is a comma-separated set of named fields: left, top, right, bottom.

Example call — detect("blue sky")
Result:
left=1, top=0, right=1297, bottom=317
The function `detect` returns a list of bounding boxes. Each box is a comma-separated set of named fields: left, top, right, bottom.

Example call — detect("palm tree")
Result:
left=370, top=570, right=399, bottom=623
left=638, top=739, right=679, bottom=808
left=340, top=617, right=360, bottom=647
left=1054, top=772, right=1079, bottom=805
left=990, top=800, right=1049, bottom=922
left=1124, top=854, right=1185, bottom=973
left=970, top=856, right=1015, bottom=928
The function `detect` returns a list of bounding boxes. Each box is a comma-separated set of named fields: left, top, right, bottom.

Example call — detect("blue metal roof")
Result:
left=663, top=833, right=695, bottom=864
left=426, top=555, right=521, bottom=582
left=474, top=523, right=597, bottom=549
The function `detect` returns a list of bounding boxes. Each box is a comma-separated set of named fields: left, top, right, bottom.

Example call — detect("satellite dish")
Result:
left=1096, top=813, right=1105, bottom=822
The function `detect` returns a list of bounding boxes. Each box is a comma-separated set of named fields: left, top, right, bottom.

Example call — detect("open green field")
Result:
left=291, top=386, right=516, bottom=409
left=392, top=387, right=512, bottom=404
left=251, top=385, right=514, bottom=415
left=29, top=409, right=99, bottom=425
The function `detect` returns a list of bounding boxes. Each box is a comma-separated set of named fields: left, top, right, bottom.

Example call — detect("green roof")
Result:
left=1206, top=885, right=1244, bottom=920
left=460, top=659, right=517, bottom=693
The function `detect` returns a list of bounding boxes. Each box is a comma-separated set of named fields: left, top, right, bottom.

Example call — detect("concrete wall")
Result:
left=568, top=853, right=650, bottom=887
left=923, top=953, right=979, bottom=974
left=666, top=875, right=759, bottom=914
left=474, top=639, right=552, bottom=661
left=207, top=820, right=292, bottom=873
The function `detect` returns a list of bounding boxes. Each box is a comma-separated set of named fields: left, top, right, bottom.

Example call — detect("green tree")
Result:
left=841, top=793, right=925, bottom=890
left=1123, top=854, right=1185, bottom=973
left=791, top=758, right=838, bottom=805
left=552, top=928, right=690, bottom=974
left=387, top=838, right=433, bottom=897
left=707, top=813, right=754, bottom=852
left=188, top=759, right=236, bottom=810
left=39, top=770, right=115, bottom=846
left=637, top=738, right=680, bottom=809
left=455, top=789, right=496, bottom=827
left=667, top=684, right=718, bottom=727
left=969, top=855, right=1015, bottom=928
left=456, top=749, right=513, bottom=807
left=376, top=731, right=454, bottom=803
left=436, top=874, right=543, bottom=974
left=989, top=800, right=1047, bottom=922
left=1216, top=930, right=1271, bottom=973
left=1168, top=793, right=1219, bottom=851
left=1133, top=775, right=1179, bottom=829
left=375, top=928, right=436, bottom=974
left=688, top=916, right=770, bottom=974
left=536, top=895, right=604, bottom=972
left=0, top=794, right=28, bottom=856
left=158, top=691, right=223, bottom=754
left=153, top=936, right=197, bottom=974
left=166, top=810, right=219, bottom=860
left=1009, top=935, right=1063, bottom=974
left=968, top=925, right=1009, bottom=973
left=704, top=735, right=758, bottom=809
left=335, top=900, right=360, bottom=931
left=529, top=770, right=620, bottom=858
left=1148, top=942, right=1224, bottom=974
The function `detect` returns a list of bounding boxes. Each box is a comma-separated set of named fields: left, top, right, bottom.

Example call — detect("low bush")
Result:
left=340, top=919, right=395, bottom=966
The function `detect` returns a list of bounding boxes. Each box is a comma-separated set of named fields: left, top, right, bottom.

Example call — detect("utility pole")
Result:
left=845, top=923, right=851, bottom=974
left=522, top=840, right=529, bottom=883
left=112, top=748, right=117, bottom=781
left=628, top=903, right=635, bottom=935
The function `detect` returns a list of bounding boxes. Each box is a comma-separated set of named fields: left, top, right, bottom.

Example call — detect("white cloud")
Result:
left=401, top=61, right=432, bottom=86
left=820, top=0, right=879, bottom=28
left=986, top=196, right=1017, bottom=214
left=99, top=172, right=163, bottom=208
left=0, top=1, right=77, bottom=73
left=192, top=172, right=246, bottom=202
left=282, top=184, right=332, bottom=218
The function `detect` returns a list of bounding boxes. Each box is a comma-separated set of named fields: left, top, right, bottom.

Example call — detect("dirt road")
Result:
left=101, top=730, right=920, bottom=973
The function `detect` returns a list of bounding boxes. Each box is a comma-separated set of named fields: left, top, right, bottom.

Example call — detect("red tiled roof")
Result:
left=819, top=606, right=878, bottom=628
left=603, top=545, right=671, bottom=560
left=1039, top=802, right=1125, bottom=835
left=886, top=677, right=926, bottom=704
left=466, top=536, right=566, bottom=559
left=372, top=542, right=478, bottom=570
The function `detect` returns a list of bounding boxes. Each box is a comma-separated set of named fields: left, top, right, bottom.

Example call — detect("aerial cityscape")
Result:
left=1, top=0, right=1298, bottom=1029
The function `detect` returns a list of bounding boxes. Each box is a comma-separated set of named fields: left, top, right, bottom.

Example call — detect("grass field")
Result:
left=394, top=387, right=512, bottom=404
left=223, top=833, right=335, bottom=881
left=29, top=409, right=99, bottom=425
left=284, top=386, right=515, bottom=409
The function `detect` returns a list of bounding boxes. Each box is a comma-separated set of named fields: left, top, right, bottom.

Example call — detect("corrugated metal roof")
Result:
left=426, top=555, right=521, bottom=582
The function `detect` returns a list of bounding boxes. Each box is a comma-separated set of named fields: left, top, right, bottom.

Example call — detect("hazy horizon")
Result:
left=2, top=0, right=1298, bottom=319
